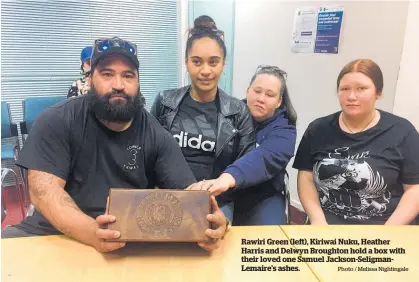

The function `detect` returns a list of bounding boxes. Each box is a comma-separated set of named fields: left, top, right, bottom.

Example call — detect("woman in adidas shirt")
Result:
left=151, top=16, right=255, bottom=220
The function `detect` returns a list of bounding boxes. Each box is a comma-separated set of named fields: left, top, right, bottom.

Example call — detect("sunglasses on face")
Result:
left=94, top=37, right=137, bottom=55
left=256, top=65, right=288, bottom=80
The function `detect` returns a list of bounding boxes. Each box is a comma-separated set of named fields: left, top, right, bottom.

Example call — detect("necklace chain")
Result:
left=341, top=111, right=376, bottom=134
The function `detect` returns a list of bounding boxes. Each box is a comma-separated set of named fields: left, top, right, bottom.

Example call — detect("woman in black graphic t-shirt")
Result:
left=293, top=59, right=419, bottom=225
left=151, top=16, right=255, bottom=221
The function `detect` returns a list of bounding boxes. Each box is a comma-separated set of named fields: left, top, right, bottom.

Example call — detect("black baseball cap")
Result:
left=91, top=37, right=139, bottom=70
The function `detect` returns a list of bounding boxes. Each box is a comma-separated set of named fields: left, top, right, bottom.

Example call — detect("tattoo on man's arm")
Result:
left=28, top=171, right=91, bottom=239
left=60, top=195, right=80, bottom=211
left=50, top=195, right=83, bottom=236
left=29, top=172, right=54, bottom=200
left=47, top=204, right=73, bottom=236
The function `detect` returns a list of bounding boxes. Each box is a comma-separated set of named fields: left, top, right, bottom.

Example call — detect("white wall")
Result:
left=232, top=1, right=409, bottom=209
left=393, top=0, right=419, bottom=130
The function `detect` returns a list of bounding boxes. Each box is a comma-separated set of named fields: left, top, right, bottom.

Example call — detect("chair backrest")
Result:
left=22, top=96, right=65, bottom=134
left=1, top=101, right=17, bottom=138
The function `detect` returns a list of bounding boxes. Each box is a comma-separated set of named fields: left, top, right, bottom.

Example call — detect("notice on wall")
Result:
left=314, top=6, right=344, bottom=54
left=291, top=6, right=344, bottom=54
left=291, top=7, right=318, bottom=53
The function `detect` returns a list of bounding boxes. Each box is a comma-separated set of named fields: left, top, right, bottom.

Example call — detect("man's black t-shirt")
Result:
left=169, top=94, right=218, bottom=181
left=15, top=95, right=196, bottom=235
left=293, top=110, right=419, bottom=224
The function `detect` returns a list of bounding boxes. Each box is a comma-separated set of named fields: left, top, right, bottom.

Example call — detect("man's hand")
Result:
left=197, top=196, right=227, bottom=252
left=93, top=214, right=126, bottom=253
left=91, top=197, right=126, bottom=253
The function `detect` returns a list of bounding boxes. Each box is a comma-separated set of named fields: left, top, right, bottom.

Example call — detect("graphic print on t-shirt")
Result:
left=313, top=146, right=391, bottom=221
left=171, top=114, right=217, bottom=153
left=169, top=94, right=218, bottom=181
left=173, top=131, right=215, bottom=152
left=123, top=145, right=142, bottom=170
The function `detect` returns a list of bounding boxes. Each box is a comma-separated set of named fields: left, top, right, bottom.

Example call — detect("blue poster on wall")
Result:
left=314, top=6, right=344, bottom=54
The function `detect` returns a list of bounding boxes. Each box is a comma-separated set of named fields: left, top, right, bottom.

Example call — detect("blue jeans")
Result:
left=234, top=193, right=286, bottom=225
left=220, top=201, right=234, bottom=223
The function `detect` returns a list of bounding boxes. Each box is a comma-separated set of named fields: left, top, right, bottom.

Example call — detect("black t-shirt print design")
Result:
left=123, top=145, right=142, bottom=171
left=170, top=94, right=218, bottom=181
left=313, top=147, right=390, bottom=221
left=293, top=110, right=419, bottom=224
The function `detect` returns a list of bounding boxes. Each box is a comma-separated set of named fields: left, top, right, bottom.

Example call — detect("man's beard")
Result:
left=89, top=85, right=145, bottom=123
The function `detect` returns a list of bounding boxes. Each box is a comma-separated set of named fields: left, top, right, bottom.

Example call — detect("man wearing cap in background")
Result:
left=67, top=46, right=93, bottom=98
left=2, top=37, right=227, bottom=252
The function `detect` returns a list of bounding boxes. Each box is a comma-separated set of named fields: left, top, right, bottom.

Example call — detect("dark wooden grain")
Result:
left=106, top=189, right=211, bottom=242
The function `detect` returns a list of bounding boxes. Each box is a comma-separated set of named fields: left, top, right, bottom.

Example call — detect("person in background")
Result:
left=2, top=37, right=227, bottom=252
left=67, top=46, right=92, bottom=98
left=151, top=16, right=255, bottom=222
left=201, top=65, right=297, bottom=225
left=293, top=59, right=419, bottom=225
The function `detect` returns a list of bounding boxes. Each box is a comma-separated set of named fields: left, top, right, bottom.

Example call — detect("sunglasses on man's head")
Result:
left=94, top=37, right=137, bottom=55
left=189, top=27, right=224, bottom=38
left=256, top=65, right=288, bottom=79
